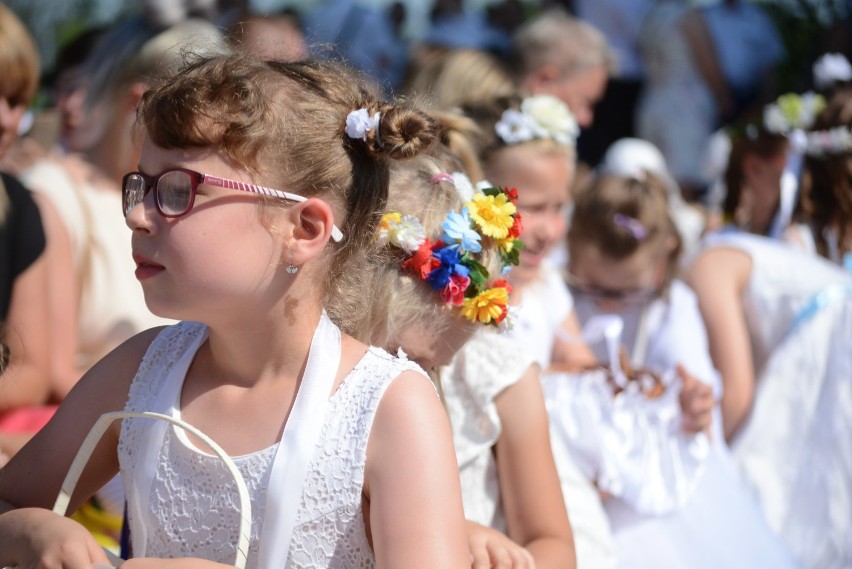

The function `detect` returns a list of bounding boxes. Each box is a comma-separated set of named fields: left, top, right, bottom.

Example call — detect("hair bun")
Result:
left=373, top=104, right=439, bottom=160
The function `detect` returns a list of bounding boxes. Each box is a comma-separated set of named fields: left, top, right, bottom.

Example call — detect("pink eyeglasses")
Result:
left=122, top=167, right=344, bottom=242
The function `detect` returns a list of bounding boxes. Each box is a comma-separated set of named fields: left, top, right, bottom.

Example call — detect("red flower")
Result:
left=493, top=279, right=514, bottom=295
left=505, top=187, right=519, bottom=204
left=508, top=211, right=523, bottom=239
left=440, top=275, right=471, bottom=306
left=402, top=239, right=441, bottom=279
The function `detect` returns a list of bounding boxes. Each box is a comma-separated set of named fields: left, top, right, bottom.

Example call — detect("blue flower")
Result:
left=441, top=208, right=482, bottom=253
left=427, top=246, right=470, bottom=290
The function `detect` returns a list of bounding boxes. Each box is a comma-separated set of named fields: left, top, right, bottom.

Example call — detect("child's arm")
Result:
left=494, top=365, right=576, bottom=569
left=365, top=370, right=470, bottom=569
left=551, top=310, right=596, bottom=372
left=686, top=247, right=754, bottom=441
left=677, top=364, right=715, bottom=434
left=0, top=327, right=161, bottom=567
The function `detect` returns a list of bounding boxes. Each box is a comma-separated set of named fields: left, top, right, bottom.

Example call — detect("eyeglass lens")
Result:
left=123, top=170, right=194, bottom=217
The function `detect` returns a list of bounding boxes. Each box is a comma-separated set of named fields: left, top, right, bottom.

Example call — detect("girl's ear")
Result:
left=286, top=197, right=338, bottom=266
left=665, top=233, right=679, bottom=253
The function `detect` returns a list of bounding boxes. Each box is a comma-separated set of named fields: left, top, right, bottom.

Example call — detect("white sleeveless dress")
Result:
left=439, top=329, right=535, bottom=531
left=701, top=233, right=852, bottom=569
left=557, top=279, right=801, bottom=569
left=118, top=320, right=426, bottom=568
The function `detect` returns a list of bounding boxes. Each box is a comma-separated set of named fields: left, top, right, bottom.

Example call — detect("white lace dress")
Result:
left=507, top=268, right=618, bottom=569
left=439, top=330, right=534, bottom=531
left=118, top=321, right=425, bottom=568
left=701, top=233, right=852, bottom=569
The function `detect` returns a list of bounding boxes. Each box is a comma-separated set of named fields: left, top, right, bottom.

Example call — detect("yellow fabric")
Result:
left=71, top=499, right=122, bottom=554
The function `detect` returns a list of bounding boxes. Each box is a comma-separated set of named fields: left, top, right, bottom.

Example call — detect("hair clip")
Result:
left=613, top=213, right=647, bottom=240
left=345, top=108, right=381, bottom=145
left=376, top=186, right=524, bottom=326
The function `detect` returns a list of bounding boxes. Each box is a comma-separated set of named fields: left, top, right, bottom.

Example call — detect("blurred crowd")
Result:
left=1, top=1, right=851, bottom=568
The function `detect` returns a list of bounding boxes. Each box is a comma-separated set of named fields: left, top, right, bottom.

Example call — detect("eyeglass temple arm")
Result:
left=202, top=175, right=344, bottom=242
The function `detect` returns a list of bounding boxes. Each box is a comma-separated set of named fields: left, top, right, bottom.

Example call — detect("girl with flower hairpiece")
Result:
left=560, top=172, right=801, bottom=569
left=786, top=88, right=852, bottom=270
left=328, top=113, right=576, bottom=569
left=0, top=54, right=471, bottom=568
left=459, top=92, right=791, bottom=569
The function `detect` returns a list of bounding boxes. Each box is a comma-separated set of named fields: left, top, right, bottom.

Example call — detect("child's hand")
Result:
left=677, top=364, right=715, bottom=434
left=466, top=520, right=536, bottom=569
left=0, top=507, right=110, bottom=568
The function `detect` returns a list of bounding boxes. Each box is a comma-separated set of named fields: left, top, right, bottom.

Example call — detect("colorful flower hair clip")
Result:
left=495, top=95, right=579, bottom=146
left=377, top=185, right=524, bottom=326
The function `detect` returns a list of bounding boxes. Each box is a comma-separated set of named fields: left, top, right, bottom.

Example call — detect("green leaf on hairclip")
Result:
left=466, top=258, right=489, bottom=292
left=481, top=187, right=503, bottom=198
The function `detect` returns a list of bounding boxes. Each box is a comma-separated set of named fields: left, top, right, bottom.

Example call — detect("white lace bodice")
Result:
left=439, top=330, right=534, bottom=530
left=119, top=321, right=425, bottom=568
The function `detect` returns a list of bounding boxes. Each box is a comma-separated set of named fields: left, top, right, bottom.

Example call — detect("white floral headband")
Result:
left=763, top=92, right=825, bottom=135
left=495, top=95, right=579, bottom=146
left=804, top=126, right=852, bottom=157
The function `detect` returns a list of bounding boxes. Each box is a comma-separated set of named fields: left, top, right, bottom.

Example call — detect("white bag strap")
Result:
left=55, top=410, right=252, bottom=569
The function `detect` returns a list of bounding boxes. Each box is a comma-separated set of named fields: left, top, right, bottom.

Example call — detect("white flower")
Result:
left=345, top=108, right=380, bottom=141
left=521, top=95, right=579, bottom=145
left=451, top=172, right=478, bottom=203
left=389, top=214, right=426, bottom=254
left=494, top=96, right=579, bottom=146
left=805, top=126, right=852, bottom=157
left=813, top=53, right=852, bottom=90
left=763, top=104, right=788, bottom=134
left=495, top=108, right=537, bottom=144
left=475, top=179, right=493, bottom=193
left=763, top=92, right=826, bottom=134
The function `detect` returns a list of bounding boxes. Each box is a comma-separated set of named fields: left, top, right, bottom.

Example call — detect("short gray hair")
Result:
left=511, top=9, right=614, bottom=79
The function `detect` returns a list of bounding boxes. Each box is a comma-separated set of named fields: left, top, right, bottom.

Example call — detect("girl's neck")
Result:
left=201, top=294, right=326, bottom=388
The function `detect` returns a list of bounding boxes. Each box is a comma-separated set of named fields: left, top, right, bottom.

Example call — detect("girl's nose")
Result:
left=125, top=189, right=158, bottom=233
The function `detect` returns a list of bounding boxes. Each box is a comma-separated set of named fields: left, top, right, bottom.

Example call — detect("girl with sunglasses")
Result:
left=554, top=172, right=800, bottom=569
left=0, top=54, right=470, bottom=568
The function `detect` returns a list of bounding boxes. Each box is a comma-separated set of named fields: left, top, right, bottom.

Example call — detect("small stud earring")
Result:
left=286, top=262, right=298, bottom=274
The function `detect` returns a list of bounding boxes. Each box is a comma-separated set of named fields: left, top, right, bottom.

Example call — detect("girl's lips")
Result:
left=132, top=254, right=164, bottom=280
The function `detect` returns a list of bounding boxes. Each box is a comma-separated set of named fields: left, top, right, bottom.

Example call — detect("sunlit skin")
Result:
left=738, top=150, right=787, bottom=235
left=567, top=243, right=665, bottom=313
left=386, top=317, right=476, bottom=371
left=526, top=64, right=608, bottom=129
left=126, top=140, right=290, bottom=326
left=0, top=96, right=26, bottom=158
left=486, top=146, right=574, bottom=288
left=54, top=72, right=111, bottom=155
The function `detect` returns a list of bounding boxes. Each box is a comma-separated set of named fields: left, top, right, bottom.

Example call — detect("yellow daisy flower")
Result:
left=467, top=193, right=517, bottom=239
left=461, top=287, right=510, bottom=324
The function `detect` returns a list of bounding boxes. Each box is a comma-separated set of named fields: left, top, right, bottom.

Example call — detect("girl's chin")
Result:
left=520, top=249, right=545, bottom=268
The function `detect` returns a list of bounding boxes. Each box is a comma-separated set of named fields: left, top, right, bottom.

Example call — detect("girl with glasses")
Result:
left=0, top=54, right=470, bottom=569
left=554, top=171, right=800, bottom=569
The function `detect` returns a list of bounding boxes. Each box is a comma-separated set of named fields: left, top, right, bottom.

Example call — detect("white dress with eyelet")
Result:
left=118, top=318, right=426, bottom=568
left=439, top=329, right=535, bottom=532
